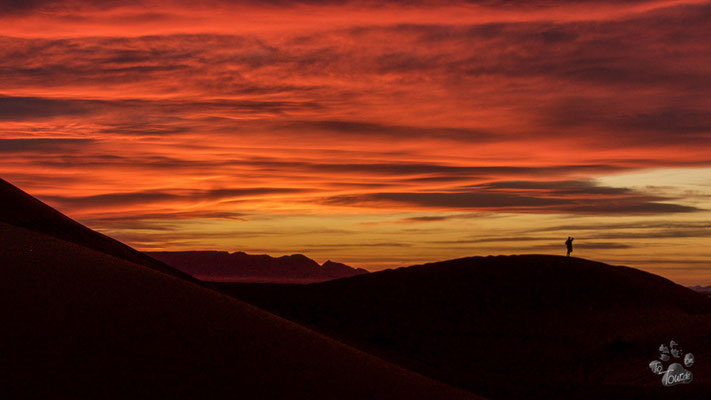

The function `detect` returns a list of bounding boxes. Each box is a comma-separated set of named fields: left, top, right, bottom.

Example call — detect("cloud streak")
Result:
left=321, top=187, right=700, bottom=214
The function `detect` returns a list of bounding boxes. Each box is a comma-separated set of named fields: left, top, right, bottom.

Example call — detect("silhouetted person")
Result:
left=565, top=237, right=574, bottom=257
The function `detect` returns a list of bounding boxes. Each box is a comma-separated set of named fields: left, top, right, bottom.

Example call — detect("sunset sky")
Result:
left=1, top=0, right=710, bottom=285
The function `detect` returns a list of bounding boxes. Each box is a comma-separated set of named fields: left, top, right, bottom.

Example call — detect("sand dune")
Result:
left=0, top=178, right=192, bottom=280
left=1, top=221, right=481, bottom=398
left=218, top=255, right=711, bottom=399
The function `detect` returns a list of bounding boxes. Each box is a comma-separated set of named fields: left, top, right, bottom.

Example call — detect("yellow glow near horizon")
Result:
left=2, top=1, right=711, bottom=286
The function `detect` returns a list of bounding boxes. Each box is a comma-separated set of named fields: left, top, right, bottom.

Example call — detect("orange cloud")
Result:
left=1, top=0, right=710, bottom=283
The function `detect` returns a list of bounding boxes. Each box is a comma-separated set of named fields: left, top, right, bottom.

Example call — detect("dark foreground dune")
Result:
left=217, top=255, right=711, bottom=400
left=0, top=178, right=192, bottom=280
left=1, top=221, right=481, bottom=399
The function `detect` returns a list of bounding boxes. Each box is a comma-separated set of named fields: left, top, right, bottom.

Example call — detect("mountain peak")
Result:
left=320, top=260, right=369, bottom=279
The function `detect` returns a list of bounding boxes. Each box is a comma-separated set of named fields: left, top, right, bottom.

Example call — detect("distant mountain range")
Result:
left=689, top=285, right=711, bottom=293
left=148, top=251, right=369, bottom=283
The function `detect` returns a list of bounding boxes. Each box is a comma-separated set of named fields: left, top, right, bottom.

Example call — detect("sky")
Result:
left=1, top=0, right=710, bottom=285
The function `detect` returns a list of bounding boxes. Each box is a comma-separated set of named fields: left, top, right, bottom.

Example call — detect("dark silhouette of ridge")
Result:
left=148, top=250, right=368, bottom=283
left=0, top=178, right=193, bottom=281
left=217, top=255, right=711, bottom=400
left=0, top=186, right=482, bottom=399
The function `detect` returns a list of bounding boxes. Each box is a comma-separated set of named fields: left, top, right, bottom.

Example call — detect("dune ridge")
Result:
left=218, top=255, right=711, bottom=399
left=1, top=178, right=481, bottom=399
left=0, top=178, right=192, bottom=280
left=1, top=221, right=481, bottom=399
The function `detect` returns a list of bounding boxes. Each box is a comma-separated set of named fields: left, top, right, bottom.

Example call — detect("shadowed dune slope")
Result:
left=0, top=178, right=192, bottom=280
left=1, top=222, right=482, bottom=399
left=217, top=255, right=711, bottom=400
